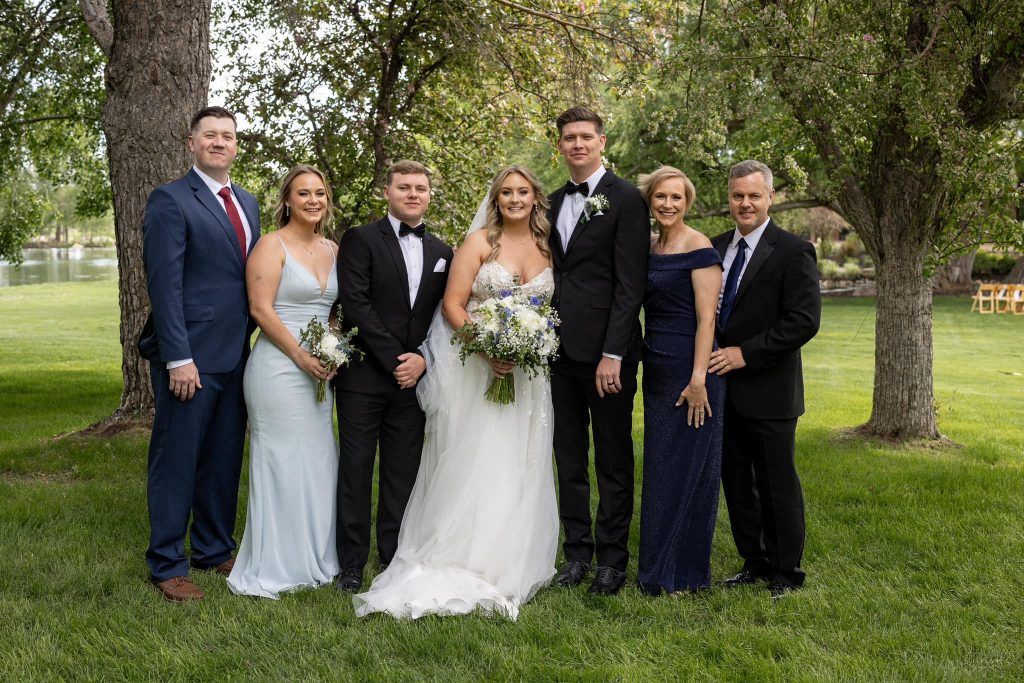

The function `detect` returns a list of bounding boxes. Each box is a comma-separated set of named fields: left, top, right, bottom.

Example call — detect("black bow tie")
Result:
left=564, top=180, right=589, bottom=197
left=399, top=222, right=425, bottom=238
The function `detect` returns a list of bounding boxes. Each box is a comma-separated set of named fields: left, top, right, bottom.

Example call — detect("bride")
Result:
left=353, top=165, right=559, bottom=620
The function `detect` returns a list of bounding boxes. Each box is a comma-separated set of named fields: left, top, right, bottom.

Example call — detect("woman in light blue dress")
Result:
left=228, top=166, right=341, bottom=598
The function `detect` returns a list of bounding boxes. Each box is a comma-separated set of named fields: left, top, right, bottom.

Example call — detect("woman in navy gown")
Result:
left=638, top=166, right=724, bottom=594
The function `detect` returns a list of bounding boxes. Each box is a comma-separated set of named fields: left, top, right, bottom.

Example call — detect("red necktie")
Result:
left=217, top=186, right=247, bottom=262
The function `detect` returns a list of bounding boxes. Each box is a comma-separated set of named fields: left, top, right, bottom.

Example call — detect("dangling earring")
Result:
left=285, top=205, right=290, bottom=219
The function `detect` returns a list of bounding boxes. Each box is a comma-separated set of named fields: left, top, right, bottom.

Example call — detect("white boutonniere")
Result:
left=581, top=194, right=610, bottom=223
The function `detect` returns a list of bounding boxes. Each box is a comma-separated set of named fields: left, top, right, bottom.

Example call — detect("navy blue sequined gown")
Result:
left=639, top=247, right=725, bottom=594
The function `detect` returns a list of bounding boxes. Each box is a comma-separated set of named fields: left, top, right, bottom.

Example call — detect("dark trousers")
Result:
left=551, top=357, right=638, bottom=571
left=721, top=400, right=806, bottom=586
left=335, top=387, right=425, bottom=570
left=146, top=357, right=247, bottom=582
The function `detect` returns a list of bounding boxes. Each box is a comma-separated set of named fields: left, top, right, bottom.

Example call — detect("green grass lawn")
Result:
left=1, top=282, right=1022, bottom=681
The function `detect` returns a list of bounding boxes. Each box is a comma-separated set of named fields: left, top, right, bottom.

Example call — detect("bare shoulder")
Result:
left=686, top=229, right=713, bottom=250
left=459, top=228, right=490, bottom=254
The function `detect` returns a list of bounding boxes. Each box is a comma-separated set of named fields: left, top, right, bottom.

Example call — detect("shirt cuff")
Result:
left=601, top=353, right=623, bottom=362
left=167, top=358, right=194, bottom=370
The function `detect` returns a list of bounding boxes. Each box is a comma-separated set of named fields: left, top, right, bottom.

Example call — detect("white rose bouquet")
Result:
left=298, top=315, right=362, bottom=402
left=452, top=284, right=561, bottom=404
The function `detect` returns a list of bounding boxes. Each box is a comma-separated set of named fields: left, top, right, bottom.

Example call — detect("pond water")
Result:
left=0, top=248, right=119, bottom=287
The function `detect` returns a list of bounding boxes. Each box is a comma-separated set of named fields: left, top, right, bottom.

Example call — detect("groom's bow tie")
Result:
left=564, top=180, right=589, bottom=197
left=399, top=222, right=425, bottom=238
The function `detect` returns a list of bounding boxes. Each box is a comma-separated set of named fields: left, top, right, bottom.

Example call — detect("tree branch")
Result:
left=79, top=0, right=113, bottom=57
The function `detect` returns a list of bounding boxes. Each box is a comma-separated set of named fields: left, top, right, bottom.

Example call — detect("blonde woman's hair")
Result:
left=273, top=165, right=335, bottom=235
left=638, top=166, right=696, bottom=248
left=481, top=165, right=551, bottom=262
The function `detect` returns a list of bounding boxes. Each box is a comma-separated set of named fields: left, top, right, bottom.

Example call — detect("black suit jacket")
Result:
left=713, top=219, right=821, bottom=420
left=335, top=218, right=453, bottom=394
left=547, top=170, right=649, bottom=364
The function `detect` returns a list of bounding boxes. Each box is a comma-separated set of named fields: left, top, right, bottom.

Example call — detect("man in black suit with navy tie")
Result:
left=710, top=159, right=821, bottom=597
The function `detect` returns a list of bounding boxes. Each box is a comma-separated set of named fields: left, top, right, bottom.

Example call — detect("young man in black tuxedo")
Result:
left=709, top=160, right=821, bottom=597
left=547, top=107, right=650, bottom=595
left=334, top=160, right=453, bottom=592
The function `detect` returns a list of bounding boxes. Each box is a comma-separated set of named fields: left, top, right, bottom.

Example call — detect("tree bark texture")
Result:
left=867, top=243, right=940, bottom=439
left=1006, top=256, right=1024, bottom=284
left=93, top=0, right=212, bottom=426
left=932, top=252, right=977, bottom=293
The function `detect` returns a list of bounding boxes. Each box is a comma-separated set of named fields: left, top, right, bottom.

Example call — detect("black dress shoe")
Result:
left=588, top=566, right=627, bottom=595
left=336, top=567, right=363, bottom=592
left=723, top=569, right=764, bottom=588
left=767, top=581, right=798, bottom=598
left=552, top=561, right=590, bottom=587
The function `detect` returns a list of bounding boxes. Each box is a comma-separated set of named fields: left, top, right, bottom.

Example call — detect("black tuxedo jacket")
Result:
left=712, top=219, right=821, bottom=420
left=547, top=170, right=649, bottom=364
left=335, top=218, right=453, bottom=394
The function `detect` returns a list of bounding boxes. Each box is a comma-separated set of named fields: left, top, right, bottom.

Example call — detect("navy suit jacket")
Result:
left=139, top=169, right=260, bottom=374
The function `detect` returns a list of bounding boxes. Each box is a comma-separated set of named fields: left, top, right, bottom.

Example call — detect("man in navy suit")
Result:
left=139, top=106, right=260, bottom=601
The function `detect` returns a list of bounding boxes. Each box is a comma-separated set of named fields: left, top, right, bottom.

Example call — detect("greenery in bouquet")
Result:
left=298, top=315, right=362, bottom=402
left=452, top=284, right=560, bottom=404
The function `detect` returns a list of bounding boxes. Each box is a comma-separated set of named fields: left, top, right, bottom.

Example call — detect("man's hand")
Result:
left=595, top=356, right=622, bottom=398
left=710, top=346, right=746, bottom=375
left=169, top=362, right=202, bottom=401
left=394, top=352, right=426, bottom=389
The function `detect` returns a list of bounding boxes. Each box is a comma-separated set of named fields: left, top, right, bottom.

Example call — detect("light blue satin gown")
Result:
left=228, top=236, right=340, bottom=598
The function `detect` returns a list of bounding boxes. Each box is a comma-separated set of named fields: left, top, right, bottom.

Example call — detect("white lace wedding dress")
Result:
left=353, top=261, right=559, bottom=620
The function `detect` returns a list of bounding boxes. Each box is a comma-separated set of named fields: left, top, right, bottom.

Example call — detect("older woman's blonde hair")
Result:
left=481, top=165, right=552, bottom=262
left=273, top=165, right=335, bottom=235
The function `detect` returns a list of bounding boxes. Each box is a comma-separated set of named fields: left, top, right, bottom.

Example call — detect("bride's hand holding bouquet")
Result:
left=452, top=285, right=560, bottom=404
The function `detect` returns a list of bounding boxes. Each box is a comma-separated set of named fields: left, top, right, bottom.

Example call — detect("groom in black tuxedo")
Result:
left=334, top=160, right=453, bottom=592
left=547, top=107, right=650, bottom=595
left=710, top=160, right=821, bottom=597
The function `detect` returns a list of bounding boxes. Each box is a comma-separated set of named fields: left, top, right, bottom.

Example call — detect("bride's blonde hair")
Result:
left=481, top=165, right=551, bottom=262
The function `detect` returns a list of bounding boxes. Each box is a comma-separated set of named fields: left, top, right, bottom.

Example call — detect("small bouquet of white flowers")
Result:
left=453, top=283, right=561, bottom=405
left=298, top=315, right=362, bottom=402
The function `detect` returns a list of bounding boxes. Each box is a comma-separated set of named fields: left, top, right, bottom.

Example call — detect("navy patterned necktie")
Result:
left=719, top=238, right=748, bottom=327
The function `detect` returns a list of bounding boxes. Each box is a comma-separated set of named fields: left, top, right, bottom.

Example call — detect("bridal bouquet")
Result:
left=298, top=315, right=362, bottom=402
left=453, top=286, right=561, bottom=405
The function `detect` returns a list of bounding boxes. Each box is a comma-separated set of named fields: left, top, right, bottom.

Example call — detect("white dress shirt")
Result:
left=556, top=165, right=607, bottom=251
left=168, top=167, right=255, bottom=370
left=718, top=217, right=770, bottom=314
left=388, top=213, right=424, bottom=306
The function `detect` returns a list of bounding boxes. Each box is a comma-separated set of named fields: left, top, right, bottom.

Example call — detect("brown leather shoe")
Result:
left=154, top=576, right=205, bottom=602
left=193, top=557, right=235, bottom=576
left=210, top=557, right=235, bottom=576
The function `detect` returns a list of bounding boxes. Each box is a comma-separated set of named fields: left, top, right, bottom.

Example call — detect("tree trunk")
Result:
left=932, top=251, right=977, bottom=293
left=863, top=242, right=940, bottom=439
left=1007, top=256, right=1024, bottom=283
left=86, top=0, right=211, bottom=432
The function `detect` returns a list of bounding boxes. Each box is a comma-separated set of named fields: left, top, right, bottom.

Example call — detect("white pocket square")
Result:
left=433, top=258, right=447, bottom=273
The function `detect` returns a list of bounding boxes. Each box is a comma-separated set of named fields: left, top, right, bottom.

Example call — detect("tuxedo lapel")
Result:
left=188, top=170, right=245, bottom=268
left=564, top=171, right=614, bottom=255
left=735, top=220, right=778, bottom=305
left=413, top=234, right=443, bottom=315
left=379, top=219, right=412, bottom=310
left=549, top=189, right=567, bottom=261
